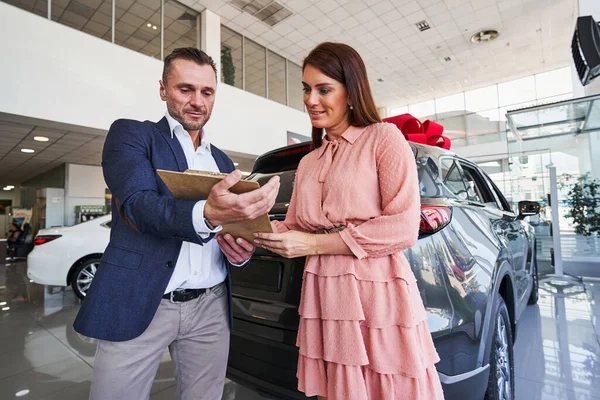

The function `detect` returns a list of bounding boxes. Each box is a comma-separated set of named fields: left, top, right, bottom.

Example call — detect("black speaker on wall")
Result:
left=572, top=15, right=600, bottom=86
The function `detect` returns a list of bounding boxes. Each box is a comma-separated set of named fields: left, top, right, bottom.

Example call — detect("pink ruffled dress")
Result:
left=273, top=122, right=444, bottom=399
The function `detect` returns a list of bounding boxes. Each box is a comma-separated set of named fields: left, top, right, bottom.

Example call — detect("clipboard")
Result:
left=157, top=169, right=272, bottom=242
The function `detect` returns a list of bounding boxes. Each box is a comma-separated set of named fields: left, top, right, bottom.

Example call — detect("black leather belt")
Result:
left=162, top=288, right=207, bottom=303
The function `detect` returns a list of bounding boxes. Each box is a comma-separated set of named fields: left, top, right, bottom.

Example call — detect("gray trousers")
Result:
left=90, top=282, right=230, bottom=400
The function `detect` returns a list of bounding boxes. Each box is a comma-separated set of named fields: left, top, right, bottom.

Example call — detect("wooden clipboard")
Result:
left=157, top=169, right=272, bottom=242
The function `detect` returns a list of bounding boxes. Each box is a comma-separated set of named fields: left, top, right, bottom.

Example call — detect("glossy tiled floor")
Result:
left=0, top=259, right=599, bottom=399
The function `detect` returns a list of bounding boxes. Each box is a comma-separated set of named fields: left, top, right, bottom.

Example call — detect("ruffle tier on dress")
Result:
left=295, top=255, right=444, bottom=399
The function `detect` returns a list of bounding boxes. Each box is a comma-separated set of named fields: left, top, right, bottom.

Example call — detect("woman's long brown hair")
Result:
left=303, top=42, right=381, bottom=148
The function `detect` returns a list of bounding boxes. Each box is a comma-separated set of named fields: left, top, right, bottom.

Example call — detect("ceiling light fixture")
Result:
left=6, top=185, right=14, bottom=189
left=16, top=390, right=30, bottom=397
left=21, top=149, right=35, bottom=153
left=152, top=25, right=157, bottom=30
left=147, top=23, right=152, bottom=27
left=34, top=136, right=49, bottom=142
left=470, top=29, right=499, bottom=43
left=230, top=0, right=292, bottom=27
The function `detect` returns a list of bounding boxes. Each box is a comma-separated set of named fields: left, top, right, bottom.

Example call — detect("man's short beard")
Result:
left=167, top=103, right=210, bottom=131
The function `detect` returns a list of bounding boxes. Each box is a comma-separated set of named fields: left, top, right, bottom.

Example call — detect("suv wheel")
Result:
left=71, top=259, right=99, bottom=299
left=485, top=296, right=514, bottom=400
left=528, top=256, right=539, bottom=305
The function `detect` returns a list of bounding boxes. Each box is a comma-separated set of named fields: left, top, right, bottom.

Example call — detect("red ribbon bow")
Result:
left=383, top=113, right=451, bottom=150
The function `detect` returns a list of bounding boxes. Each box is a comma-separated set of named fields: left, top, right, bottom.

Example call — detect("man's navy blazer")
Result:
left=74, top=117, right=236, bottom=342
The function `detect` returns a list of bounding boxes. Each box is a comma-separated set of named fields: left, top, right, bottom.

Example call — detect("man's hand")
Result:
left=253, top=230, right=317, bottom=258
left=217, top=234, right=255, bottom=264
left=204, top=170, right=280, bottom=227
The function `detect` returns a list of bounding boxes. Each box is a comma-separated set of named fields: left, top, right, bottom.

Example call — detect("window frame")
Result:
left=439, top=156, right=469, bottom=200
left=456, top=159, right=501, bottom=208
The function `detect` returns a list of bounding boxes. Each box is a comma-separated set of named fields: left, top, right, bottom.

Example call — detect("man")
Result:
left=74, top=47, right=280, bottom=400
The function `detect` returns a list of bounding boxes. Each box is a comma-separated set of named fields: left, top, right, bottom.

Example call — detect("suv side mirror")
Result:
left=518, top=201, right=540, bottom=220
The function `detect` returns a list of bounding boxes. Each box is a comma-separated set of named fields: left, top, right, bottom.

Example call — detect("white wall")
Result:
left=0, top=2, right=310, bottom=156
left=65, top=164, right=107, bottom=226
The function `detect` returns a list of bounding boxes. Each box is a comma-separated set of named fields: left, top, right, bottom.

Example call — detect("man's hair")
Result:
left=162, top=47, right=218, bottom=84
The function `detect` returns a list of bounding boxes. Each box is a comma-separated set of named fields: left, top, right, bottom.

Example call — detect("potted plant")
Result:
left=221, top=46, right=236, bottom=86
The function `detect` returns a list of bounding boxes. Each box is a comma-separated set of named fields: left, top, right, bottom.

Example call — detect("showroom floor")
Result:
left=0, top=259, right=599, bottom=400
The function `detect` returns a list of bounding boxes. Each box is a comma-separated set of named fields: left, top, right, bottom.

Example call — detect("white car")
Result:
left=27, top=214, right=111, bottom=299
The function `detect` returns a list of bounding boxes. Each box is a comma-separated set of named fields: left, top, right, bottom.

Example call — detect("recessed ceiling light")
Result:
left=3, top=187, right=11, bottom=191
left=16, top=390, right=30, bottom=397
left=0, top=302, right=5, bottom=306
left=34, top=136, right=49, bottom=142
left=147, top=23, right=152, bottom=27
left=471, top=29, right=500, bottom=43
left=152, top=25, right=157, bottom=30
left=6, top=185, right=14, bottom=189
left=21, top=149, right=35, bottom=153
left=1, top=307, right=9, bottom=311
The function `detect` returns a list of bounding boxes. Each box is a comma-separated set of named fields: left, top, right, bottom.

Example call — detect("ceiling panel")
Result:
left=198, top=0, right=578, bottom=108
left=0, top=116, right=107, bottom=188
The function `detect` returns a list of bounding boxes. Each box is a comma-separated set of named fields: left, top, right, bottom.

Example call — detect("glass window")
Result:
left=484, top=174, right=512, bottom=212
left=221, top=25, right=243, bottom=89
left=466, top=109, right=500, bottom=139
left=114, top=0, right=161, bottom=58
left=459, top=163, right=498, bottom=206
left=53, top=0, right=101, bottom=31
left=435, top=93, right=465, bottom=116
left=287, top=61, right=304, bottom=111
left=83, top=0, right=112, bottom=41
left=46, top=0, right=113, bottom=42
left=416, top=156, right=447, bottom=198
left=535, top=67, right=573, bottom=100
left=465, top=85, right=498, bottom=113
left=441, top=158, right=468, bottom=200
left=163, top=0, right=199, bottom=57
left=435, top=114, right=466, bottom=139
left=3, top=0, right=48, bottom=18
left=268, top=50, right=286, bottom=106
left=244, top=38, right=266, bottom=97
left=498, top=76, right=536, bottom=107
left=409, top=100, right=435, bottom=118
left=390, top=106, right=408, bottom=116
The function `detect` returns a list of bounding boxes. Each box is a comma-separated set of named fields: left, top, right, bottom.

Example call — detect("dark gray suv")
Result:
left=226, top=141, right=540, bottom=400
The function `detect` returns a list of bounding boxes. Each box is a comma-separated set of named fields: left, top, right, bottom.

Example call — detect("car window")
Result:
left=441, top=158, right=469, bottom=200
left=416, top=156, right=449, bottom=198
left=483, top=174, right=513, bottom=212
left=459, top=162, right=501, bottom=208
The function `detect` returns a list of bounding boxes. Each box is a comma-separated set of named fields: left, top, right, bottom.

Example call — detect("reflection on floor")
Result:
left=0, top=259, right=599, bottom=399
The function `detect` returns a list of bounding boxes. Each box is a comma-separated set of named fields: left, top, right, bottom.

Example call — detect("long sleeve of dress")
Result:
left=338, top=127, right=421, bottom=259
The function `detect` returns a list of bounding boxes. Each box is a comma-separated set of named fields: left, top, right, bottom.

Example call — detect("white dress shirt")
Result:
left=163, top=112, right=233, bottom=293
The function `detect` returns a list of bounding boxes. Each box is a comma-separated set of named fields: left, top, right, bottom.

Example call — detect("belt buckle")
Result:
left=169, top=291, right=180, bottom=304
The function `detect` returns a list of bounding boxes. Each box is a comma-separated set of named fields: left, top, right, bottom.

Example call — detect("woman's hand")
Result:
left=253, top=230, right=317, bottom=258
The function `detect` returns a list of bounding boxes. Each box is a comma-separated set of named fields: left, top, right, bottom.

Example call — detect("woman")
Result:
left=7, top=221, right=22, bottom=243
left=6, top=221, right=23, bottom=259
left=254, top=43, right=444, bottom=399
